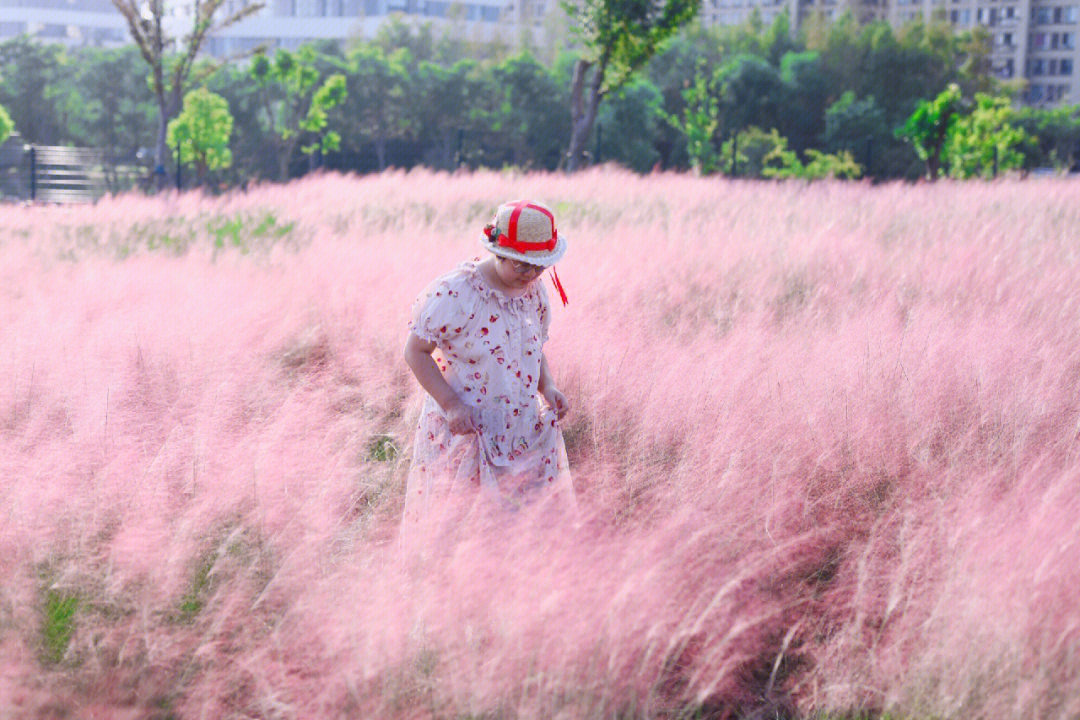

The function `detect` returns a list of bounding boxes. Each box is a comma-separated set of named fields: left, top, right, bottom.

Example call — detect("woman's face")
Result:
left=494, top=254, right=545, bottom=289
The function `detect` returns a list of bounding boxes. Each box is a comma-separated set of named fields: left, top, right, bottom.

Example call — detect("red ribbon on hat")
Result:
left=487, top=200, right=568, bottom=306
left=494, top=200, right=558, bottom=253
left=550, top=267, right=568, bottom=306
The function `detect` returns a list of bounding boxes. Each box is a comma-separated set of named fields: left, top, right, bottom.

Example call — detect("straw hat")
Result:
left=480, top=199, right=567, bottom=267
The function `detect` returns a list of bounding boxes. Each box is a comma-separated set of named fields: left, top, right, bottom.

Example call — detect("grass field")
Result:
left=2, top=168, right=1079, bottom=719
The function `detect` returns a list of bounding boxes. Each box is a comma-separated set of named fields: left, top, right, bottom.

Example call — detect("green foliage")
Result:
left=896, top=82, right=962, bottom=179
left=562, top=0, right=700, bottom=169
left=664, top=61, right=718, bottom=173
left=720, top=126, right=862, bottom=179
left=486, top=51, right=569, bottom=169
left=715, top=54, right=786, bottom=135
left=0, top=102, right=11, bottom=145
left=368, top=434, right=400, bottom=462
left=944, top=93, right=1029, bottom=178
left=71, top=46, right=157, bottom=171
left=250, top=46, right=348, bottom=179
left=339, top=45, right=413, bottom=170
left=0, top=36, right=72, bottom=144
left=41, top=590, right=79, bottom=664
left=598, top=77, right=665, bottom=171
left=0, top=19, right=1047, bottom=182
left=1013, top=104, right=1080, bottom=170
left=167, top=87, right=234, bottom=182
left=720, top=125, right=784, bottom=177
left=798, top=148, right=863, bottom=179
left=563, top=0, right=701, bottom=93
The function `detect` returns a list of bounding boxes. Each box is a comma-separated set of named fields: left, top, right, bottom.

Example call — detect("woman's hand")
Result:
left=542, top=386, right=571, bottom=421
left=445, top=396, right=479, bottom=435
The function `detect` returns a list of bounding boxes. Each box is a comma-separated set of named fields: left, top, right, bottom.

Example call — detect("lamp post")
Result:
left=25, top=143, right=36, bottom=201
left=174, top=136, right=182, bottom=190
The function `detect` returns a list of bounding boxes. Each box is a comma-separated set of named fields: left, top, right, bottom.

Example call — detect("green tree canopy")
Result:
left=167, top=87, right=233, bottom=183
left=0, top=37, right=72, bottom=144
left=250, top=46, right=348, bottom=180
left=896, top=82, right=962, bottom=179
left=945, top=92, right=1029, bottom=178
left=339, top=45, right=412, bottom=170
left=562, top=0, right=700, bottom=170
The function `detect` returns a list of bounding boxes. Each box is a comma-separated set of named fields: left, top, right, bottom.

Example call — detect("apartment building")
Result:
left=699, top=0, right=1079, bottom=104
left=196, top=0, right=515, bottom=56
left=0, top=0, right=128, bottom=47
left=0, top=0, right=542, bottom=55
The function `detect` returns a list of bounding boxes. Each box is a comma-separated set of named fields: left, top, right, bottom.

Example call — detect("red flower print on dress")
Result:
left=490, top=314, right=499, bottom=323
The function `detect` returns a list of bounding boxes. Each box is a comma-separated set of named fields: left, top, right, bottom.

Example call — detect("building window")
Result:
left=1063, top=58, right=1074, bottom=73
left=0, top=21, right=26, bottom=37
left=1065, top=5, right=1079, bottom=21
left=1031, top=31, right=1048, bottom=47
left=1032, top=6, right=1052, bottom=23
left=1001, top=31, right=1013, bottom=45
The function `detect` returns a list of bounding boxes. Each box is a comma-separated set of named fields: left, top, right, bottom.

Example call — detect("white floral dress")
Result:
left=402, top=260, right=576, bottom=528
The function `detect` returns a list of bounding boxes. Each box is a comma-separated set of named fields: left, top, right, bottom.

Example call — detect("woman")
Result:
left=401, top=200, right=576, bottom=536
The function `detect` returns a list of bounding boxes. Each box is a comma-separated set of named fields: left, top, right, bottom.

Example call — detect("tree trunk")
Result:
left=566, top=58, right=606, bottom=172
left=374, top=136, right=387, bottom=170
left=154, top=101, right=170, bottom=190
left=153, top=90, right=181, bottom=190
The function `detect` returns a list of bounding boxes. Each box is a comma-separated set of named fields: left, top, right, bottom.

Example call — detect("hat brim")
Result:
left=480, top=233, right=567, bottom=267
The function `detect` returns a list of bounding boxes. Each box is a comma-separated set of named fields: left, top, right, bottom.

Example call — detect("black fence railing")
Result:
left=0, top=137, right=148, bottom=203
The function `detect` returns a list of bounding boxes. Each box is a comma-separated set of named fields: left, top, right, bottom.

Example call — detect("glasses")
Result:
left=501, top=257, right=545, bottom=275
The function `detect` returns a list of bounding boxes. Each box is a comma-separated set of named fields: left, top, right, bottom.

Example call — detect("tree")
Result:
left=896, top=82, right=961, bottom=179
left=0, top=37, right=71, bottom=144
left=719, top=125, right=784, bottom=177
left=778, top=50, right=828, bottom=152
left=944, top=92, right=1029, bottom=178
left=487, top=51, right=569, bottom=169
left=596, top=76, right=663, bottom=171
left=72, top=46, right=157, bottom=188
left=562, top=0, right=700, bottom=170
left=412, top=59, right=483, bottom=169
left=110, top=0, right=263, bottom=187
left=167, top=87, right=233, bottom=184
left=664, top=61, right=718, bottom=173
left=823, top=90, right=888, bottom=174
left=341, top=45, right=412, bottom=171
left=0, top=102, right=12, bottom=145
left=249, top=46, right=348, bottom=180
left=715, top=54, right=787, bottom=136
left=1013, top=104, right=1080, bottom=171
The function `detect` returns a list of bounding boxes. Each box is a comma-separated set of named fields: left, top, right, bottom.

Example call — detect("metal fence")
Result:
left=0, top=137, right=148, bottom=203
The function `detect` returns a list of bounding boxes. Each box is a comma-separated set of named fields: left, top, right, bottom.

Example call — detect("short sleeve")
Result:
left=409, top=275, right=469, bottom=345
left=536, top=279, right=552, bottom=345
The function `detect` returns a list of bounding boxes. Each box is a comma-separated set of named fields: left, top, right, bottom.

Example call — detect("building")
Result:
left=0, top=0, right=129, bottom=47
left=0, top=0, right=547, bottom=54
left=698, top=0, right=1079, bottom=104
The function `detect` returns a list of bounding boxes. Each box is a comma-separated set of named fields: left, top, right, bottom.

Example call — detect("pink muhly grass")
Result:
left=1, top=168, right=1079, bottom=718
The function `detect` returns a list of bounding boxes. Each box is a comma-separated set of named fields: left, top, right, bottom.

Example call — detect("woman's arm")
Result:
left=403, top=333, right=477, bottom=435
left=538, top=352, right=570, bottom=420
